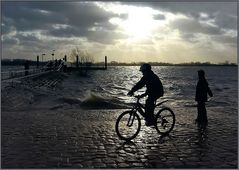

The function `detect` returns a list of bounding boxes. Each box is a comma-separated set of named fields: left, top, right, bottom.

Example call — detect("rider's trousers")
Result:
left=145, top=96, right=158, bottom=122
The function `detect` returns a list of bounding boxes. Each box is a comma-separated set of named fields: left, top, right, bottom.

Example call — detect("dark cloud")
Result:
left=2, top=36, right=19, bottom=45
left=46, top=25, right=127, bottom=44
left=15, top=33, right=41, bottom=45
left=120, top=1, right=237, bottom=31
left=1, top=1, right=237, bottom=62
left=180, top=33, right=198, bottom=43
left=170, top=18, right=222, bottom=35
left=46, top=25, right=86, bottom=38
left=214, top=13, right=237, bottom=30
left=120, top=1, right=236, bottom=16
left=86, top=30, right=128, bottom=44
left=153, top=14, right=165, bottom=20
left=2, top=2, right=67, bottom=31
left=2, top=1, right=122, bottom=44
left=168, top=17, right=237, bottom=45
left=212, top=35, right=237, bottom=47
left=2, top=17, right=15, bottom=34
left=2, top=1, right=236, bottom=42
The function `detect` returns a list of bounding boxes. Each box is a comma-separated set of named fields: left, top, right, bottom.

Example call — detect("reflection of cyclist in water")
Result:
left=195, top=69, right=213, bottom=126
left=127, top=64, right=164, bottom=126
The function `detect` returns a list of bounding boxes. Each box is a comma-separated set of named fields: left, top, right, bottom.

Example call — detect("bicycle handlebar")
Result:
left=132, top=94, right=169, bottom=106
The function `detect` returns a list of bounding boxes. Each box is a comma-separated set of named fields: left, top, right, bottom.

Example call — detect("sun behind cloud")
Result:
left=107, top=4, right=163, bottom=42
left=1, top=1, right=237, bottom=64
left=121, top=7, right=156, bottom=41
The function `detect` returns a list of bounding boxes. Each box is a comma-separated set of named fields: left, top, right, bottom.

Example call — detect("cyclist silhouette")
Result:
left=128, top=63, right=164, bottom=126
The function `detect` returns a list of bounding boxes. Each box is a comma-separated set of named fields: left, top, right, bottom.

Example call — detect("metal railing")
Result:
left=1, top=61, right=56, bottom=81
left=2, top=68, right=42, bottom=80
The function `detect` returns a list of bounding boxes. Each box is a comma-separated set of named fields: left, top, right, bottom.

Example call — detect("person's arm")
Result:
left=128, top=77, right=146, bottom=96
left=139, top=92, right=147, bottom=98
left=207, top=86, right=213, bottom=97
left=204, top=79, right=213, bottom=97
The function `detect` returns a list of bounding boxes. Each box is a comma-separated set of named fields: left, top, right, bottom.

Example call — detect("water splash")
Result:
left=79, top=92, right=130, bottom=109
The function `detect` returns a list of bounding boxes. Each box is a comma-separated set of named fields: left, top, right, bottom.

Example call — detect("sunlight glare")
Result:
left=121, top=8, right=157, bottom=41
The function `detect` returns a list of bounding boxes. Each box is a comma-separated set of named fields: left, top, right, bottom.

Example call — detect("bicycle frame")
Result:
left=130, top=97, right=146, bottom=118
left=131, top=96, right=169, bottom=118
left=155, top=100, right=168, bottom=107
left=115, top=96, right=175, bottom=140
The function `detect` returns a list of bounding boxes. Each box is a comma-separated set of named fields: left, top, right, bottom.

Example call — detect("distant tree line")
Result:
left=2, top=58, right=237, bottom=66
left=102, top=61, right=237, bottom=66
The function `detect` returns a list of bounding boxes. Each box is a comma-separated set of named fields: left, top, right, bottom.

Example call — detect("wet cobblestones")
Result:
left=1, top=107, right=238, bottom=168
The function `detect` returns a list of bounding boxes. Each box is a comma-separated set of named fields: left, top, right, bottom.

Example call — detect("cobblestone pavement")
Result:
left=1, top=105, right=238, bottom=168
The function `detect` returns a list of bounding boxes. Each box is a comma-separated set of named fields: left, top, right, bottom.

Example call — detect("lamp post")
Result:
left=42, top=53, right=45, bottom=66
left=37, top=55, right=39, bottom=68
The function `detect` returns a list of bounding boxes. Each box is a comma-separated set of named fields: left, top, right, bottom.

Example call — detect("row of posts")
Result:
left=36, top=55, right=67, bottom=68
left=36, top=55, right=107, bottom=69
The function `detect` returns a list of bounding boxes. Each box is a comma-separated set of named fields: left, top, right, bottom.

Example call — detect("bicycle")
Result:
left=115, top=95, right=175, bottom=141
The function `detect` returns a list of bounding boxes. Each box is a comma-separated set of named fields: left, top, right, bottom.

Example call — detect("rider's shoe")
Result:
left=145, top=122, right=154, bottom=126
left=145, top=120, right=155, bottom=126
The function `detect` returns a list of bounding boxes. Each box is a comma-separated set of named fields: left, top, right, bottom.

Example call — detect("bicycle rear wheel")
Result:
left=155, top=107, right=175, bottom=135
left=115, top=110, right=141, bottom=141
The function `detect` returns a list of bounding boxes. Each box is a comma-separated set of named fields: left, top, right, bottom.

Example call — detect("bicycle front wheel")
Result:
left=155, top=107, right=175, bottom=135
left=115, top=110, right=141, bottom=141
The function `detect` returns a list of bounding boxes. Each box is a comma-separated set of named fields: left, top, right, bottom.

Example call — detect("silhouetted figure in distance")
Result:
left=128, top=64, right=164, bottom=126
left=58, top=59, right=62, bottom=66
left=54, top=59, right=58, bottom=70
left=24, top=60, right=29, bottom=76
left=195, top=69, right=213, bottom=126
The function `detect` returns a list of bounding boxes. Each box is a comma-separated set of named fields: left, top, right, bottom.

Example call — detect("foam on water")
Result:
left=58, top=97, right=82, bottom=105
left=56, top=92, right=130, bottom=109
left=79, top=92, right=130, bottom=109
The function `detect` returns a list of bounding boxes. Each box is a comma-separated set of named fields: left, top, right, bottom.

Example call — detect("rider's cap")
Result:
left=140, top=63, right=151, bottom=72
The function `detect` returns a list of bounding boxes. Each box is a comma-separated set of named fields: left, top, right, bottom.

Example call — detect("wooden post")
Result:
left=105, top=56, right=107, bottom=70
left=76, top=55, right=79, bottom=68
left=37, top=55, right=39, bottom=68
left=64, top=55, right=67, bottom=62
left=24, top=60, right=29, bottom=76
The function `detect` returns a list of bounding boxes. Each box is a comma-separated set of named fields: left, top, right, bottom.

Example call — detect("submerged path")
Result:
left=1, top=72, right=238, bottom=168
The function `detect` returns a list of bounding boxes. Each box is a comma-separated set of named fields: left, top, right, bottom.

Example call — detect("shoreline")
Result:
left=2, top=64, right=238, bottom=67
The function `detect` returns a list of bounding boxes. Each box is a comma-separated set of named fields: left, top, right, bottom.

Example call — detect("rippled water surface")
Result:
left=2, top=65, right=237, bottom=113
left=74, top=66, right=237, bottom=113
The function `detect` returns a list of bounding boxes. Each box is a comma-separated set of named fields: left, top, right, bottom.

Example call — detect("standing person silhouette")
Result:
left=127, top=64, right=164, bottom=126
left=195, top=69, right=213, bottom=126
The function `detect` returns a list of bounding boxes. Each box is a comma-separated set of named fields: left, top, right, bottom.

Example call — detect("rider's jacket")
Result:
left=131, top=70, right=164, bottom=98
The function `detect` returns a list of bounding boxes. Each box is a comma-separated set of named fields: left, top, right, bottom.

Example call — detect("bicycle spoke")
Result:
left=155, top=108, right=175, bottom=134
left=127, top=113, right=135, bottom=127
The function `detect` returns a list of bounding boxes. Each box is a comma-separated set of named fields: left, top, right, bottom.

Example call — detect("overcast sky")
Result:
left=1, top=1, right=237, bottom=63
